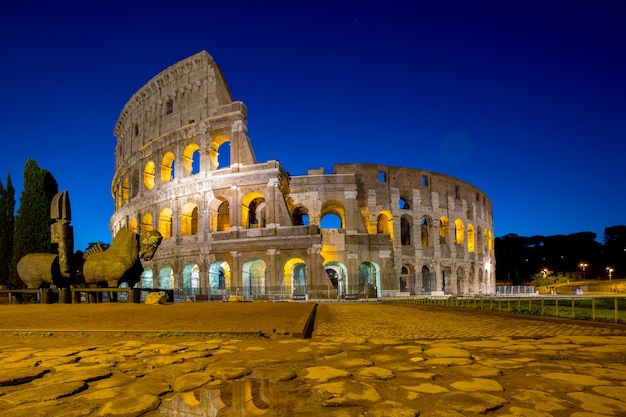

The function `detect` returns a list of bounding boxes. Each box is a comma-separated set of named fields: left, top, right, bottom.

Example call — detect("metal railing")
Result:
left=386, top=295, right=626, bottom=324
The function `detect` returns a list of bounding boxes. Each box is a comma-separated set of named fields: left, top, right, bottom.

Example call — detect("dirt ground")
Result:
left=0, top=302, right=316, bottom=349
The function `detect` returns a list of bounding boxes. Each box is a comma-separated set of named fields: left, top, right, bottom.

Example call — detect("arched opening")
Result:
left=420, top=217, right=430, bottom=247
left=292, top=206, right=310, bottom=226
left=400, top=264, right=415, bottom=294
left=122, top=177, right=129, bottom=205
left=209, top=261, right=230, bottom=294
left=161, top=151, right=175, bottom=182
left=442, top=265, right=452, bottom=294
left=324, top=262, right=348, bottom=298
left=320, top=213, right=342, bottom=229
left=181, top=202, right=199, bottom=235
left=242, top=259, right=266, bottom=298
left=467, top=224, right=475, bottom=253
left=141, top=213, right=154, bottom=232
left=358, top=261, right=380, bottom=298
left=129, top=217, right=138, bottom=234
left=283, top=258, right=306, bottom=296
left=320, top=200, right=345, bottom=229
left=143, top=160, right=156, bottom=190
left=159, top=265, right=174, bottom=289
left=141, top=268, right=153, bottom=288
left=159, top=207, right=172, bottom=239
left=454, top=219, right=464, bottom=244
left=209, top=197, right=230, bottom=232
left=477, top=226, right=483, bottom=254
left=181, top=262, right=200, bottom=296
left=209, top=135, right=231, bottom=171
left=399, top=196, right=410, bottom=210
left=130, top=169, right=139, bottom=198
left=439, top=216, right=449, bottom=244
left=456, top=267, right=465, bottom=295
left=401, top=215, right=412, bottom=246
left=182, top=143, right=201, bottom=176
left=242, top=192, right=266, bottom=229
left=421, top=265, right=434, bottom=293
left=376, top=210, right=393, bottom=240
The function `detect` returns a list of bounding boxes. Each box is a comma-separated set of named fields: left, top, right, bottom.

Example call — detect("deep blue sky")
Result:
left=1, top=1, right=624, bottom=251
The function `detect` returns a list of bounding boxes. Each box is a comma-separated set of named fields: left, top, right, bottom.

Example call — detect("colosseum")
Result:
left=110, top=51, right=495, bottom=300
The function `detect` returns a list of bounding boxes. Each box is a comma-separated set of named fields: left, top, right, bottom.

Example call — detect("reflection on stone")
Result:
left=158, top=379, right=275, bottom=416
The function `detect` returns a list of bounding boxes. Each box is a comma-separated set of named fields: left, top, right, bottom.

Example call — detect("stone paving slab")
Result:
left=1, top=302, right=626, bottom=416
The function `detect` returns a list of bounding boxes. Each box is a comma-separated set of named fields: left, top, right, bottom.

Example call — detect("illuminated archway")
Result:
left=141, top=268, right=153, bottom=288
left=242, top=192, right=265, bottom=229
left=209, top=135, right=230, bottom=171
left=324, top=262, right=348, bottom=297
left=182, top=262, right=200, bottom=295
left=141, top=213, right=154, bottom=232
left=358, top=261, right=381, bottom=298
left=161, top=151, right=175, bottom=182
left=182, top=143, right=201, bottom=176
left=283, top=258, right=306, bottom=296
left=143, top=160, right=156, bottom=189
left=209, top=261, right=231, bottom=294
left=454, top=219, right=464, bottom=244
left=420, top=216, right=431, bottom=247
left=181, top=202, right=199, bottom=235
left=376, top=210, right=393, bottom=240
left=467, top=224, right=475, bottom=253
left=159, top=265, right=174, bottom=289
left=129, top=217, right=138, bottom=234
left=208, top=197, right=230, bottom=232
left=242, top=259, right=266, bottom=298
left=439, top=217, right=449, bottom=244
left=159, top=207, right=172, bottom=239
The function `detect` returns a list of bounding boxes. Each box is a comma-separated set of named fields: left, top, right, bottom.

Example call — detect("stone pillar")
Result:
left=230, top=251, right=241, bottom=296
left=267, top=248, right=278, bottom=294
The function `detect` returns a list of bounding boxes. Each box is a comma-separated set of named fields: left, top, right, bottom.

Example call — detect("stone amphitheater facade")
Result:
left=110, top=51, right=495, bottom=300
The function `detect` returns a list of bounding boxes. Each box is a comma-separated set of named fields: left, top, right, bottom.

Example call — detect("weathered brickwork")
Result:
left=110, top=51, right=495, bottom=299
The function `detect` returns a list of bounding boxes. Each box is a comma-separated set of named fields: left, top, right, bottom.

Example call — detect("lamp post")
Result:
left=607, top=267, right=613, bottom=282
left=579, top=262, right=588, bottom=280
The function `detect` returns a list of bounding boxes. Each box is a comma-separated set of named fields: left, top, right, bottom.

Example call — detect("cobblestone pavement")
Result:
left=0, top=302, right=625, bottom=416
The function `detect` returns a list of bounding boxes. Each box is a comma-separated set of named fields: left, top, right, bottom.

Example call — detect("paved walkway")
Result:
left=0, top=302, right=625, bottom=416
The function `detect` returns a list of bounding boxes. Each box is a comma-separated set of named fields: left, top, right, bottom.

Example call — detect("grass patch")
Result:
left=142, top=331, right=203, bottom=338
left=11, top=331, right=53, bottom=337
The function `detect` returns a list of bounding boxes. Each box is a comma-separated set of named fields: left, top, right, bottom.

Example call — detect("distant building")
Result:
left=110, top=51, right=495, bottom=299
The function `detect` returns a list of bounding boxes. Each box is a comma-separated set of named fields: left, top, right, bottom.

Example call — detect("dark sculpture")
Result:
left=16, top=190, right=162, bottom=289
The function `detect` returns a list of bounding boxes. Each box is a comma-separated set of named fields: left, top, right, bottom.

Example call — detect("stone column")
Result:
left=267, top=248, right=278, bottom=294
left=230, top=251, right=241, bottom=296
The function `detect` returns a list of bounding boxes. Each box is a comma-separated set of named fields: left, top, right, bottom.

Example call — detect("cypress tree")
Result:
left=10, top=159, right=58, bottom=288
left=0, top=174, right=15, bottom=287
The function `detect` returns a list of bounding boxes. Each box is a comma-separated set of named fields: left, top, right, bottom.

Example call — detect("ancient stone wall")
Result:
left=110, top=51, right=495, bottom=299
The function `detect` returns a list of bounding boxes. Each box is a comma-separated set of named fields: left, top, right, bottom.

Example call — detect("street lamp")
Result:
left=607, top=267, right=614, bottom=281
left=579, top=262, right=588, bottom=280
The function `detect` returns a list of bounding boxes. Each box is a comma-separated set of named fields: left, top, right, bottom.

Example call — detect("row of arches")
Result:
left=139, top=258, right=380, bottom=298
left=115, top=138, right=231, bottom=209
left=382, top=214, right=494, bottom=254
left=399, top=263, right=491, bottom=295
left=137, top=257, right=491, bottom=298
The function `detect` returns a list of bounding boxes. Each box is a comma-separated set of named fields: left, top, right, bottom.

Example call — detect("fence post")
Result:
left=541, top=297, right=544, bottom=316
left=615, top=297, right=619, bottom=324
left=572, top=298, right=575, bottom=319
left=555, top=297, right=559, bottom=318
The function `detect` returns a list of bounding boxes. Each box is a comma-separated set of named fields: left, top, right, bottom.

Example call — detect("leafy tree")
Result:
left=0, top=174, right=16, bottom=287
left=604, top=225, right=626, bottom=277
left=10, top=159, right=58, bottom=288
